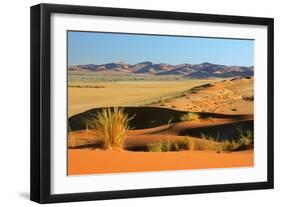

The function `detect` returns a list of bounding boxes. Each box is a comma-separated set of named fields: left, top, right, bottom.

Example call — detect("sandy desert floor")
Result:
left=68, top=149, right=253, bottom=175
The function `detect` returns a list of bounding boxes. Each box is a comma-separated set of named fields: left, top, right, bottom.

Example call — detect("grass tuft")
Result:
left=147, top=140, right=172, bottom=152
left=189, top=137, right=221, bottom=151
left=180, top=112, right=200, bottom=121
left=147, top=138, right=191, bottom=152
left=234, top=129, right=254, bottom=151
left=222, top=129, right=254, bottom=152
left=91, top=107, right=132, bottom=150
left=222, top=140, right=239, bottom=151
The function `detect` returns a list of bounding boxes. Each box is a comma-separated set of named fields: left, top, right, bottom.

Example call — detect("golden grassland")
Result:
left=68, top=79, right=220, bottom=116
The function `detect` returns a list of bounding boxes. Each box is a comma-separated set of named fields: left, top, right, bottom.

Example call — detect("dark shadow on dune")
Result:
left=126, top=145, right=150, bottom=152
left=68, top=106, right=253, bottom=131
left=180, top=120, right=253, bottom=141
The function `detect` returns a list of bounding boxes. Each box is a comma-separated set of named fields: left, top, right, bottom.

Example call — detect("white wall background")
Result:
left=0, top=0, right=279, bottom=206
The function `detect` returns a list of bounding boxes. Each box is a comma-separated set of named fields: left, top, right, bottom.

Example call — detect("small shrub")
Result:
left=180, top=112, right=200, bottom=121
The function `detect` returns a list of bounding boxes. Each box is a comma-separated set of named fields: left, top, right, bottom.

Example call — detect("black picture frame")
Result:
left=30, top=3, right=274, bottom=204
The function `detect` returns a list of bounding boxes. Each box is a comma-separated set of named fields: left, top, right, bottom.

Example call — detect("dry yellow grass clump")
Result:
left=147, top=137, right=221, bottom=152
left=147, top=130, right=253, bottom=153
left=92, top=107, right=132, bottom=150
left=147, top=138, right=191, bottom=152
left=180, top=112, right=200, bottom=121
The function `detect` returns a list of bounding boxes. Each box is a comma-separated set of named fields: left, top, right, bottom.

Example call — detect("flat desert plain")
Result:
left=68, top=72, right=254, bottom=175
left=68, top=79, right=220, bottom=117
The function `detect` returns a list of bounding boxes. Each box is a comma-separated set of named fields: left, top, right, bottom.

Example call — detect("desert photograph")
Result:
left=67, top=31, right=254, bottom=175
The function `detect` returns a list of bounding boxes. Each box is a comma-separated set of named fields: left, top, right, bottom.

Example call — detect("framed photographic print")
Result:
left=30, top=3, right=274, bottom=203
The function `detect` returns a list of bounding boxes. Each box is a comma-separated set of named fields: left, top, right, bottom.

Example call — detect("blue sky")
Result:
left=68, top=31, right=254, bottom=66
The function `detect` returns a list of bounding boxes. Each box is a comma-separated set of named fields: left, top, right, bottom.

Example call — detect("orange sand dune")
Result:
left=128, top=116, right=253, bottom=136
left=68, top=115, right=254, bottom=175
left=69, top=116, right=253, bottom=139
left=149, top=77, right=254, bottom=114
left=69, top=116, right=253, bottom=149
left=68, top=149, right=253, bottom=175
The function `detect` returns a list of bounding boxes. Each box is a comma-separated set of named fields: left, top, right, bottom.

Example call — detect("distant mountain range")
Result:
left=68, top=62, right=254, bottom=78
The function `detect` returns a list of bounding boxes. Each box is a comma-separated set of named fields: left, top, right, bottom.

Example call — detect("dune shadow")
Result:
left=179, top=120, right=253, bottom=140
left=68, top=106, right=252, bottom=131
